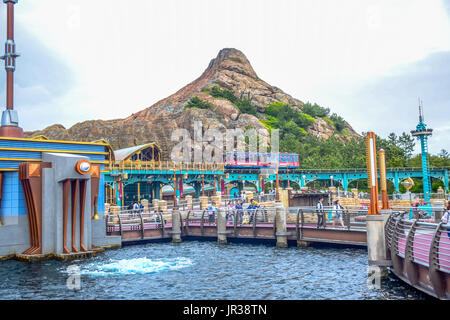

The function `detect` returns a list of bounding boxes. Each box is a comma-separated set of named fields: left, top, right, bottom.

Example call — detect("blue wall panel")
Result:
left=0, top=138, right=108, bottom=217
left=1, top=172, right=27, bottom=216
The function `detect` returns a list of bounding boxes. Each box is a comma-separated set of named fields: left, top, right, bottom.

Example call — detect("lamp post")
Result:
left=330, top=175, right=334, bottom=187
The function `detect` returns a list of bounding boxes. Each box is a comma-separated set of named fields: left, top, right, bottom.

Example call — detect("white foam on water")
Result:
left=80, top=257, right=193, bottom=276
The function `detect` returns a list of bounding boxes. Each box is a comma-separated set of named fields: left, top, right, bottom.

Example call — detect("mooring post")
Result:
left=275, top=203, right=288, bottom=248
left=217, top=207, right=227, bottom=244
left=171, top=210, right=182, bottom=243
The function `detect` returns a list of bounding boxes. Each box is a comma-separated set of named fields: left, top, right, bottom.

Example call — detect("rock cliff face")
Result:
left=25, top=48, right=359, bottom=158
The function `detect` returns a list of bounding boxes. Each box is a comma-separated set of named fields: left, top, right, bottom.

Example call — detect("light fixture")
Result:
left=75, top=160, right=91, bottom=175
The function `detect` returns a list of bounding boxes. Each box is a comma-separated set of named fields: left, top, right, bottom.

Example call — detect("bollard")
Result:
left=211, top=195, right=221, bottom=207
left=141, top=199, right=149, bottom=213
left=217, top=207, right=227, bottom=244
left=152, top=199, right=159, bottom=211
left=171, top=210, right=182, bottom=243
left=159, top=200, right=167, bottom=212
left=366, top=209, right=391, bottom=279
left=199, top=196, right=209, bottom=210
left=275, top=203, right=288, bottom=248
left=185, top=195, right=193, bottom=210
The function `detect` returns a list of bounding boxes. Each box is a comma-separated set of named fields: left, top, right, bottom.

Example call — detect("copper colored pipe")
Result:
left=378, top=149, right=390, bottom=210
left=6, top=73, right=13, bottom=109
left=29, top=179, right=42, bottom=255
left=6, top=2, right=14, bottom=110
left=71, top=180, right=79, bottom=252
left=62, top=180, right=70, bottom=254
left=365, top=132, right=380, bottom=215
left=79, top=180, right=87, bottom=252
left=7, top=2, right=14, bottom=40
left=21, top=177, right=34, bottom=254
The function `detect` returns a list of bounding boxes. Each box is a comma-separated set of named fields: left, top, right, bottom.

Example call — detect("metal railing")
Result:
left=108, top=160, right=224, bottom=172
left=386, top=212, right=450, bottom=275
left=288, top=206, right=367, bottom=231
left=293, top=166, right=450, bottom=173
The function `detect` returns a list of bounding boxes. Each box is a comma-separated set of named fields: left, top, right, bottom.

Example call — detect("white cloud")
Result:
left=3, top=0, right=449, bottom=154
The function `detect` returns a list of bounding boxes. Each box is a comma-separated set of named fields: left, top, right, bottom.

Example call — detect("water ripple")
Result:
left=0, top=241, right=432, bottom=300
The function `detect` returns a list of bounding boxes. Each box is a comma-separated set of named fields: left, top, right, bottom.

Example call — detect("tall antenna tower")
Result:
left=410, top=99, right=433, bottom=202
left=0, top=0, right=23, bottom=138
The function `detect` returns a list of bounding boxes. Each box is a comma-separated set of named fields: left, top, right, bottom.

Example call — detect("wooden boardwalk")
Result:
left=106, top=209, right=367, bottom=246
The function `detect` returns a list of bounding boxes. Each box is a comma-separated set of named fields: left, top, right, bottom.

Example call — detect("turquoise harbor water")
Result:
left=0, top=241, right=430, bottom=300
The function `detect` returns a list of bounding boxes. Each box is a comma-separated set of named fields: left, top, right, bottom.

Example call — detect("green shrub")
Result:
left=229, top=57, right=243, bottom=63
left=235, top=98, right=257, bottom=116
left=330, top=113, right=346, bottom=132
left=296, top=112, right=315, bottom=128
left=322, top=117, right=334, bottom=126
left=302, top=102, right=330, bottom=118
left=184, top=97, right=213, bottom=109
left=209, top=85, right=258, bottom=116
left=210, top=85, right=238, bottom=103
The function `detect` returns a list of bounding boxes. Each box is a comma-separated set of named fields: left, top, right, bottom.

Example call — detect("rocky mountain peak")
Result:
left=25, top=48, right=359, bottom=156
left=205, top=48, right=259, bottom=80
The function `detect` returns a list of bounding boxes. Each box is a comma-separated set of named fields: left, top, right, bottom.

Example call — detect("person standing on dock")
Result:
left=332, top=200, right=345, bottom=228
left=316, top=197, right=325, bottom=229
left=247, top=199, right=260, bottom=224
left=227, top=201, right=235, bottom=224
left=240, top=191, right=247, bottom=203
left=235, top=200, right=244, bottom=224
left=208, top=202, right=218, bottom=224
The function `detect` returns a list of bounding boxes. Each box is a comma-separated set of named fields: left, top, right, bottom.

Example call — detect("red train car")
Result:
left=224, top=152, right=299, bottom=168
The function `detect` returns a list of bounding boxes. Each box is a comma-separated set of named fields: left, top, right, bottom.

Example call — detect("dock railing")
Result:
left=289, top=206, right=367, bottom=231
left=108, top=160, right=225, bottom=172
left=385, top=211, right=450, bottom=298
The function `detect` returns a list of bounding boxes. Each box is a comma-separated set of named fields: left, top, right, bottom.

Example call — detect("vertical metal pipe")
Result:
left=378, top=149, right=390, bottom=210
left=5, top=1, right=14, bottom=110
left=365, top=132, right=380, bottom=215
left=0, top=1, right=23, bottom=137
left=137, top=182, right=140, bottom=203
left=276, top=166, right=280, bottom=202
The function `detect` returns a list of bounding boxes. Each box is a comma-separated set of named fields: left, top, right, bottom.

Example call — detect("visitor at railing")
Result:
left=332, top=200, right=345, bottom=228
left=226, top=201, right=235, bottom=224
left=235, top=200, right=244, bottom=224
left=207, top=202, right=218, bottom=223
left=240, top=191, right=247, bottom=203
left=247, top=199, right=260, bottom=224
left=316, top=197, right=325, bottom=229
left=443, top=201, right=450, bottom=239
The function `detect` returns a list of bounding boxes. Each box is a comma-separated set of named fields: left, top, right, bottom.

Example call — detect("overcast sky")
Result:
left=3, top=0, right=450, bottom=154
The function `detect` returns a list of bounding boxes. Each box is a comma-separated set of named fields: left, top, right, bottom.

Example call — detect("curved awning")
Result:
left=91, top=139, right=116, bottom=162
left=114, top=142, right=161, bottom=162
